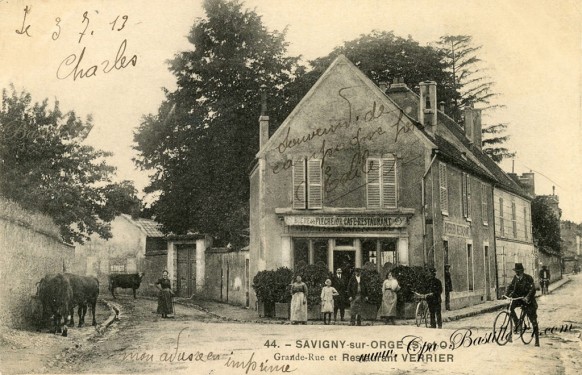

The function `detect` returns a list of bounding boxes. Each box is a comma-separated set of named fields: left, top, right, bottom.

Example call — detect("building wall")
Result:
left=430, top=163, right=496, bottom=308
left=203, top=250, right=250, bottom=307
left=0, top=208, right=74, bottom=328
left=493, top=188, right=535, bottom=297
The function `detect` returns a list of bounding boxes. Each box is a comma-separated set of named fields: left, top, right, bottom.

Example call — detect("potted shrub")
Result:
left=391, top=265, right=432, bottom=319
left=252, top=270, right=276, bottom=317
left=294, top=263, right=330, bottom=320
left=273, top=267, right=293, bottom=319
left=361, top=264, right=383, bottom=320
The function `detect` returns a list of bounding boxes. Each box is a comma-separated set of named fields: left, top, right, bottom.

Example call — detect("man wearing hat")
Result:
left=332, top=267, right=347, bottom=322
left=506, top=262, right=539, bottom=346
left=347, top=268, right=368, bottom=326
left=426, top=267, right=443, bottom=329
left=444, top=264, right=453, bottom=311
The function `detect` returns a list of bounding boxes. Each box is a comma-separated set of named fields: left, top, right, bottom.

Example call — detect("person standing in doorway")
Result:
left=332, top=267, right=347, bottom=322
left=348, top=268, right=368, bottom=326
left=426, top=267, right=443, bottom=329
left=444, top=264, right=453, bottom=310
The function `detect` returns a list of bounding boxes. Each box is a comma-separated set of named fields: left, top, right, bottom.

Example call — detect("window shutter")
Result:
left=292, top=159, right=306, bottom=209
left=481, top=184, right=488, bottom=224
left=367, top=158, right=381, bottom=208
left=461, top=173, right=467, bottom=217
left=466, top=175, right=471, bottom=218
left=439, top=163, right=448, bottom=213
left=382, top=157, right=397, bottom=208
left=307, top=159, right=322, bottom=209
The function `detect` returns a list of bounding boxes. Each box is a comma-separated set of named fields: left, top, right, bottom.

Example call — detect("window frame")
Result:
left=366, top=156, right=398, bottom=209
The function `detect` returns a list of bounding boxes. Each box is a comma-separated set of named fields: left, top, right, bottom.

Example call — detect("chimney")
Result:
left=464, top=105, right=482, bottom=150
left=259, top=85, right=269, bottom=149
left=419, top=81, right=437, bottom=134
left=517, top=172, right=536, bottom=196
left=439, top=101, right=445, bottom=113
left=378, top=82, right=388, bottom=93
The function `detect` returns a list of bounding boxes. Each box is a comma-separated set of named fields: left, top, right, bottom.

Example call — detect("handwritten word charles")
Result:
left=56, top=39, right=138, bottom=81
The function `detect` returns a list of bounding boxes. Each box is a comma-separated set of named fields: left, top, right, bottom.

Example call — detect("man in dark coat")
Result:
left=332, top=267, right=347, bottom=322
left=347, top=268, right=368, bottom=326
left=426, top=267, right=443, bottom=329
left=444, top=264, right=453, bottom=311
left=506, top=263, right=539, bottom=346
left=539, top=265, right=550, bottom=293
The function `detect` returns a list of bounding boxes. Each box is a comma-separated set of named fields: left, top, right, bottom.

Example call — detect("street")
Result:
left=1, top=275, right=581, bottom=375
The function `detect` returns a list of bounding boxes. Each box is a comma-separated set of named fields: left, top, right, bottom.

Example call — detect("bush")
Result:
left=294, top=264, right=331, bottom=307
left=273, top=267, right=293, bottom=303
left=252, top=270, right=276, bottom=303
left=253, top=267, right=294, bottom=304
left=362, top=268, right=383, bottom=307
left=391, top=265, right=432, bottom=303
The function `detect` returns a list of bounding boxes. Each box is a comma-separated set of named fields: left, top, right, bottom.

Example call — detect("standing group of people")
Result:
left=289, top=267, right=445, bottom=328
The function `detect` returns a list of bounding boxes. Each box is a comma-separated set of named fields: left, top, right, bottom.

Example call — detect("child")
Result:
left=321, top=279, right=339, bottom=325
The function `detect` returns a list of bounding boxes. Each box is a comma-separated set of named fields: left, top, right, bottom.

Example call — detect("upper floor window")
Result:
left=481, top=183, right=488, bottom=225
left=439, top=162, right=449, bottom=214
left=511, top=200, right=517, bottom=238
left=462, top=172, right=472, bottom=220
left=524, top=206, right=529, bottom=241
left=499, top=197, right=505, bottom=237
left=292, top=158, right=322, bottom=209
left=366, top=157, right=397, bottom=209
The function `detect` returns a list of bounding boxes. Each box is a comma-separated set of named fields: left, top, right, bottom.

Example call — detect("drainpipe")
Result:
left=422, top=150, right=438, bottom=266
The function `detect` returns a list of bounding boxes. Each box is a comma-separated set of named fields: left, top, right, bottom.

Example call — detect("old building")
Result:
left=248, top=55, right=527, bottom=310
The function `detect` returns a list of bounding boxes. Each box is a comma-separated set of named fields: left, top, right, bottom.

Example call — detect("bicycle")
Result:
left=540, top=278, right=549, bottom=295
left=413, top=291, right=431, bottom=327
left=493, top=296, right=535, bottom=345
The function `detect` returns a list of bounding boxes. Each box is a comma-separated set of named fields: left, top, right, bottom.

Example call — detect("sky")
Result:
left=1, top=0, right=580, bottom=221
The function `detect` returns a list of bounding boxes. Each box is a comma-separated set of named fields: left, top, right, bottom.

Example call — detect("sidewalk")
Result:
left=178, top=275, right=573, bottom=325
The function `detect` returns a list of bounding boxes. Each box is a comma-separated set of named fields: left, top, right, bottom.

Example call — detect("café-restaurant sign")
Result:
left=284, top=215, right=407, bottom=228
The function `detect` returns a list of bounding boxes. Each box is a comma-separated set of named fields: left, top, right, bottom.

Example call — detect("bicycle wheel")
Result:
left=422, top=304, right=429, bottom=328
left=520, top=313, right=534, bottom=344
left=415, top=302, right=424, bottom=327
left=493, top=311, right=512, bottom=346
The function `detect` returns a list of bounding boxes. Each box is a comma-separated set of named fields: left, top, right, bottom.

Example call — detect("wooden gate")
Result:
left=176, top=245, right=196, bottom=297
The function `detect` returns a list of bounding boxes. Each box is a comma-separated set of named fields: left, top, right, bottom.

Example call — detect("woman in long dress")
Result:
left=377, top=272, right=400, bottom=324
left=155, top=270, right=173, bottom=318
left=290, top=276, right=308, bottom=324
left=320, top=279, right=339, bottom=325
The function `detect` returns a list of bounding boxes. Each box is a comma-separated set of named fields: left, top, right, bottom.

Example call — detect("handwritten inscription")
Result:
left=57, top=39, right=138, bottom=81
left=15, top=5, right=32, bottom=37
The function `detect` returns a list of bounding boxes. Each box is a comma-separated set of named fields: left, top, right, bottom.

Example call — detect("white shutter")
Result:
left=367, top=158, right=381, bottom=208
left=307, top=159, right=322, bottom=209
left=382, top=157, right=397, bottom=208
left=292, top=159, right=306, bottom=209
left=439, top=162, right=448, bottom=213
left=481, top=183, right=488, bottom=225
left=461, top=173, right=467, bottom=217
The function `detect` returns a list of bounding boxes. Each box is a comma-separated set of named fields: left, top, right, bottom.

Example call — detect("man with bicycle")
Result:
left=506, top=263, right=540, bottom=346
left=539, top=265, right=550, bottom=294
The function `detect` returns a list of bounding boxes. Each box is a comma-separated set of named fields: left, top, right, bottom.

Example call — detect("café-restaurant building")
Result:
left=249, top=55, right=529, bottom=309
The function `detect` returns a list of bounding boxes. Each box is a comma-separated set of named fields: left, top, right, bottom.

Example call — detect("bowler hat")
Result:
left=513, top=263, right=524, bottom=271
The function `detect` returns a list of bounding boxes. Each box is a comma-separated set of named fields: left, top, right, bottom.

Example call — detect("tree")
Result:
left=0, top=86, right=141, bottom=244
left=531, top=196, right=562, bottom=256
left=133, top=0, right=301, bottom=245
left=436, top=35, right=514, bottom=162
left=281, top=31, right=457, bottom=120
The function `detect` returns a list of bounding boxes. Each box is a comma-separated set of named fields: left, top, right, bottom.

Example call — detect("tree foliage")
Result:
left=282, top=31, right=456, bottom=119
left=133, top=0, right=301, bottom=245
left=0, top=86, right=141, bottom=244
left=532, top=196, right=562, bottom=256
left=436, top=35, right=514, bottom=162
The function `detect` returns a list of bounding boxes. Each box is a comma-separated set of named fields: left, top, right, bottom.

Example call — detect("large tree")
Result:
left=532, top=196, right=562, bottom=256
left=0, top=86, right=141, bottom=244
left=133, top=0, right=301, bottom=245
left=436, top=35, right=514, bottom=162
left=281, top=31, right=457, bottom=119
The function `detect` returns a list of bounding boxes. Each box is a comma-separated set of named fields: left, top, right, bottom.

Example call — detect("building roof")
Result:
left=385, top=83, right=532, bottom=199
left=133, top=217, right=165, bottom=238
